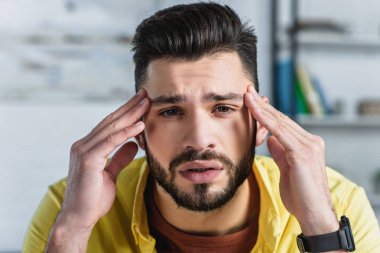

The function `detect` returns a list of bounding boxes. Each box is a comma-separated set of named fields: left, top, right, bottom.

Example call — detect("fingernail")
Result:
left=136, top=121, right=144, bottom=128
left=138, top=98, right=146, bottom=105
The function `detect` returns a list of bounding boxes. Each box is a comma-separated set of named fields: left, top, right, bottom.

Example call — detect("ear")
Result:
left=135, top=133, right=146, bottom=150
left=255, top=96, right=269, bottom=147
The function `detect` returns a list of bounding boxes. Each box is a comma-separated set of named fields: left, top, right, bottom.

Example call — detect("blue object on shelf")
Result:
left=275, top=58, right=294, bottom=115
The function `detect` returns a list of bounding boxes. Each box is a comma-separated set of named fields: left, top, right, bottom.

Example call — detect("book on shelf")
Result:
left=310, top=76, right=332, bottom=114
left=274, top=60, right=332, bottom=116
left=295, top=64, right=326, bottom=116
left=275, top=57, right=294, bottom=115
left=294, top=73, right=309, bottom=115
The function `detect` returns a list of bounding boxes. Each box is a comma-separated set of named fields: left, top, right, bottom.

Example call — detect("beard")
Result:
left=143, top=128, right=256, bottom=212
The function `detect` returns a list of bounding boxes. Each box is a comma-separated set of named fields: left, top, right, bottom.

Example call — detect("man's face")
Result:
left=141, top=52, right=256, bottom=212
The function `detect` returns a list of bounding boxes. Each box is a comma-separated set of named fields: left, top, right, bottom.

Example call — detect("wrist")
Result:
left=55, top=211, right=95, bottom=233
left=297, top=215, right=355, bottom=253
left=46, top=213, right=93, bottom=253
left=298, top=211, right=339, bottom=236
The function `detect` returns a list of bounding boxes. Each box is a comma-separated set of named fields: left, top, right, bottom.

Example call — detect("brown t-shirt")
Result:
left=145, top=186, right=258, bottom=253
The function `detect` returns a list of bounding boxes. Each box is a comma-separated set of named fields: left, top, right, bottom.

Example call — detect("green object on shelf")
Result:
left=295, top=64, right=324, bottom=115
left=295, top=74, right=309, bottom=114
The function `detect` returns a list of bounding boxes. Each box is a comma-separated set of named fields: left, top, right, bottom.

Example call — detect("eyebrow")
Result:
left=150, top=95, right=186, bottom=106
left=150, top=92, right=243, bottom=106
left=203, top=92, right=243, bottom=102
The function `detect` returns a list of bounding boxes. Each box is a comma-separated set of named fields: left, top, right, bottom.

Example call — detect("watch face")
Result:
left=296, top=236, right=305, bottom=253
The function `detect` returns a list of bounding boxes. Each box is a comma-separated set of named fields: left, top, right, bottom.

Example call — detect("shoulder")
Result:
left=22, top=177, right=67, bottom=252
left=23, top=156, right=148, bottom=252
left=325, top=167, right=380, bottom=251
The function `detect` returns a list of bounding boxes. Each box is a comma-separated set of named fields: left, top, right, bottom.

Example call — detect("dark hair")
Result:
left=131, top=2, right=259, bottom=92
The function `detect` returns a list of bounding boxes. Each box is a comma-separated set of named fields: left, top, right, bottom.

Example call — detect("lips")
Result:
left=179, top=160, right=223, bottom=172
left=179, top=160, right=223, bottom=184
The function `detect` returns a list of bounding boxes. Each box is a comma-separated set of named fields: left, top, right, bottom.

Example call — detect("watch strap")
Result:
left=297, top=215, right=355, bottom=252
left=298, top=230, right=343, bottom=252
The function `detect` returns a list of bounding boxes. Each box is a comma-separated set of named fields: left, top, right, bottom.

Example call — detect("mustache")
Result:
left=169, top=149, right=235, bottom=173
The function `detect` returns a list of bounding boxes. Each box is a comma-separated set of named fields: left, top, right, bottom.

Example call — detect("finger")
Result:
left=247, top=86, right=313, bottom=141
left=245, top=92, right=300, bottom=150
left=245, top=91, right=311, bottom=151
left=82, top=98, right=150, bottom=152
left=87, top=121, right=145, bottom=171
left=82, top=89, right=147, bottom=144
left=104, top=142, right=138, bottom=182
left=267, top=135, right=288, bottom=173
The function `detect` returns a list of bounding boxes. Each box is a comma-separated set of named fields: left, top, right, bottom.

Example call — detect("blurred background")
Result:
left=1, top=0, right=380, bottom=251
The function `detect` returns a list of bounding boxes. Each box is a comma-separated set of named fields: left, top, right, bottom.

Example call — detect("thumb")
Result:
left=105, top=141, right=138, bottom=181
left=267, top=135, right=288, bottom=172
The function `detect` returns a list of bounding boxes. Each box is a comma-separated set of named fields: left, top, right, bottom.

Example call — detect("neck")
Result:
left=153, top=173, right=260, bottom=236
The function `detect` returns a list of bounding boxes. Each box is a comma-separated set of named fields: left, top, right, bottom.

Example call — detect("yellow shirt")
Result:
left=23, top=156, right=380, bottom=252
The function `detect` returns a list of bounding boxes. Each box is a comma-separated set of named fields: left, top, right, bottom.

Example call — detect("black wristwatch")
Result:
left=296, top=216, right=355, bottom=253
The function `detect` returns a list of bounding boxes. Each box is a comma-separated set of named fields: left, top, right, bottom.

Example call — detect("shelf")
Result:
left=296, top=115, right=380, bottom=128
left=296, top=33, right=380, bottom=50
left=2, top=33, right=133, bottom=46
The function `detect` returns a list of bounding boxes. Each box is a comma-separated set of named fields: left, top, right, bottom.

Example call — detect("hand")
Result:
left=244, top=86, right=339, bottom=236
left=57, top=89, right=150, bottom=231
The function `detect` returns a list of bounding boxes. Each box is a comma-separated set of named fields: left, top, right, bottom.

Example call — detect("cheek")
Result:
left=144, top=117, right=157, bottom=137
left=143, top=116, right=175, bottom=167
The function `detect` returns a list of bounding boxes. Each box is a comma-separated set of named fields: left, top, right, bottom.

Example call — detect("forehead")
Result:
left=143, top=52, right=252, bottom=98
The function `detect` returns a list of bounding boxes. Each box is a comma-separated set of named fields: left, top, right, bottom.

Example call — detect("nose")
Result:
left=181, top=110, right=216, bottom=151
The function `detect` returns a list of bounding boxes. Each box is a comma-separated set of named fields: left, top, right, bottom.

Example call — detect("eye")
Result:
left=214, top=105, right=235, bottom=114
left=159, top=108, right=182, bottom=117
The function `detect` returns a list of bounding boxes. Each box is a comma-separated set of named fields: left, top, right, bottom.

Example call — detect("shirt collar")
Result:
left=253, top=157, right=283, bottom=251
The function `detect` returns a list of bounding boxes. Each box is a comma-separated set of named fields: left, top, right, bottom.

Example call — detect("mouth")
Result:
left=186, top=168, right=217, bottom=172
left=179, top=160, right=223, bottom=171
left=179, top=160, right=224, bottom=184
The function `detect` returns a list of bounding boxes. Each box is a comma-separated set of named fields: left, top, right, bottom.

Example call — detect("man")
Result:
left=23, top=2, right=380, bottom=253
